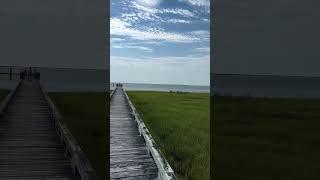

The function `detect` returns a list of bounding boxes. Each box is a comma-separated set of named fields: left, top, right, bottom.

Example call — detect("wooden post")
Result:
left=9, top=67, right=12, bottom=80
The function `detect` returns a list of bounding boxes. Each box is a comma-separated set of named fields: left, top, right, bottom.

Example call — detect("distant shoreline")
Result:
left=110, top=82, right=210, bottom=93
left=0, top=65, right=108, bottom=71
left=110, top=82, right=209, bottom=87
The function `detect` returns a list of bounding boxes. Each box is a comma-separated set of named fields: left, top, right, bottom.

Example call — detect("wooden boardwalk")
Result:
left=110, top=87, right=158, bottom=179
left=0, top=81, right=80, bottom=180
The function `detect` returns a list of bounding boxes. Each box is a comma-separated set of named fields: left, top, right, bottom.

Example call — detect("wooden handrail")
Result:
left=110, top=86, right=116, bottom=98
left=121, top=87, right=176, bottom=180
left=38, top=82, right=99, bottom=180
left=0, top=80, right=21, bottom=116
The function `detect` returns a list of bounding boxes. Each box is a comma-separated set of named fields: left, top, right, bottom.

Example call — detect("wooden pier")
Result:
left=110, top=86, right=159, bottom=179
left=0, top=80, right=80, bottom=179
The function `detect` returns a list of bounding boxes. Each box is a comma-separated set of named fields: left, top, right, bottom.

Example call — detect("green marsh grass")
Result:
left=0, top=90, right=9, bottom=102
left=49, top=92, right=107, bottom=180
left=127, top=91, right=210, bottom=180
left=213, top=96, right=320, bottom=180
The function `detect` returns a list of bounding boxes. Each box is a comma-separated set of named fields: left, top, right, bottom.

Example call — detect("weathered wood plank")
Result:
left=110, top=86, right=158, bottom=179
left=123, top=89, right=176, bottom=180
left=0, top=80, right=80, bottom=179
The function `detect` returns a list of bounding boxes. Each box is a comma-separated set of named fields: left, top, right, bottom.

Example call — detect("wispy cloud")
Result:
left=110, top=18, right=203, bottom=43
left=179, top=0, right=210, bottom=7
left=195, top=47, right=210, bottom=53
left=202, top=18, right=210, bottom=22
left=191, top=30, right=210, bottom=40
left=112, top=44, right=153, bottom=52
left=135, top=0, right=162, bottom=7
left=111, top=0, right=208, bottom=44
left=111, top=0, right=210, bottom=85
left=131, top=1, right=195, bottom=17
left=160, top=8, right=195, bottom=17
left=167, top=19, right=191, bottom=24
left=111, top=38, right=126, bottom=43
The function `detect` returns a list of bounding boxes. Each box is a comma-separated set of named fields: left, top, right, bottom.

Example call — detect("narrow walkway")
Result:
left=110, top=87, right=158, bottom=179
left=0, top=81, right=80, bottom=180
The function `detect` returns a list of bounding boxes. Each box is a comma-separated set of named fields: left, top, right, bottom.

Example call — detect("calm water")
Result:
left=5, top=67, right=320, bottom=97
left=0, top=67, right=108, bottom=92
left=110, top=83, right=210, bottom=93
left=212, top=74, right=320, bottom=98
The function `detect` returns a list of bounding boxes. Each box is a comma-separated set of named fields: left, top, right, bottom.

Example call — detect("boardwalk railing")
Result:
left=110, top=87, right=116, bottom=98
left=0, top=66, right=23, bottom=80
left=0, top=66, right=40, bottom=81
left=122, top=87, right=176, bottom=180
left=0, top=80, right=21, bottom=116
left=39, top=83, right=99, bottom=180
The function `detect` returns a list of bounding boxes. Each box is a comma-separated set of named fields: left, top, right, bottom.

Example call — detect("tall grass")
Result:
left=127, top=91, right=210, bottom=180
left=49, top=92, right=107, bottom=180
left=213, top=96, right=320, bottom=180
left=0, top=90, right=9, bottom=102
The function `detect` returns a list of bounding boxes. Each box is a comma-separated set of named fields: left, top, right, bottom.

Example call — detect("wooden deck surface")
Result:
left=0, top=81, right=80, bottom=180
left=110, top=87, right=158, bottom=180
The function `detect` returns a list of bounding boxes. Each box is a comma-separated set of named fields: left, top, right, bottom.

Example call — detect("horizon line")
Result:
left=110, top=81, right=210, bottom=87
left=0, top=65, right=108, bottom=71
left=212, top=73, right=320, bottom=78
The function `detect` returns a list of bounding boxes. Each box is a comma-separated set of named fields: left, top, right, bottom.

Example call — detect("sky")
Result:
left=0, top=0, right=106, bottom=69
left=110, top=0, right=210, bottom=86
left=213, top=0, right=320, bottom=77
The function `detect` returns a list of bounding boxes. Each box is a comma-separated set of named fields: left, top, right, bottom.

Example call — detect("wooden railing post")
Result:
left=9, top=67, right=12, bottom=80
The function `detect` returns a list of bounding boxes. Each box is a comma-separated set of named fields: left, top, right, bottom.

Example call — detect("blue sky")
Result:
left=110, top=0, right=210, bottom=85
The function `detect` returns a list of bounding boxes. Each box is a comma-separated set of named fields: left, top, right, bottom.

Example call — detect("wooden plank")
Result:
left=0, top=80, right=80, bottom=179
left=123, top=89, right=176, bottom=180
left=110, top=86, right=158, bottom=179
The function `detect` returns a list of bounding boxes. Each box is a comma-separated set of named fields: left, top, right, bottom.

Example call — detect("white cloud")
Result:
left=131, top=1, right=195, bottom=17
left=167, top=19, right=191, bottom=24
left=195, top=47, right=210, bottom=53
left=179, top=0, right=210, bottom=7
left=191, top=30, right=210, bottom=40
left=191, top=30, right=210, bottom=35
left=135, top=0, right=162, bottom=7
left=202, top=18, right=210, bottom=22
left=110, top=18, right=201, bottom=43
left=116, top=41, right=164, bottom=47
left=110, top=18, right=131, bottom=29
left=110, top=54, right=210, bottom=85
left=121, top=12, right=162, bottom=23
left=160, top=8, right=194, bottom=17
left=111, top=38, right=126, bottom=43
left=131, top=1, right=158, bottom=14
left=121, top=13, right=139, bottom=22
left=112, top=44, right=153, bottom=52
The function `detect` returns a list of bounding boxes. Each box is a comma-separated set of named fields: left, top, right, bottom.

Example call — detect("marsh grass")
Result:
left=49, top=92, right=107, bottom=180
left=213, top=96, right=320, bottom=180
left=0, top=90, right=9, bottom=102
left=127, top=91, right=210, bottom=180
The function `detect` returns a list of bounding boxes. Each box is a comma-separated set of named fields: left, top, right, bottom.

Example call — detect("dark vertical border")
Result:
left=106, top=0, right=110, bottom=179
left=210, top=0, right=216, bottom=179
